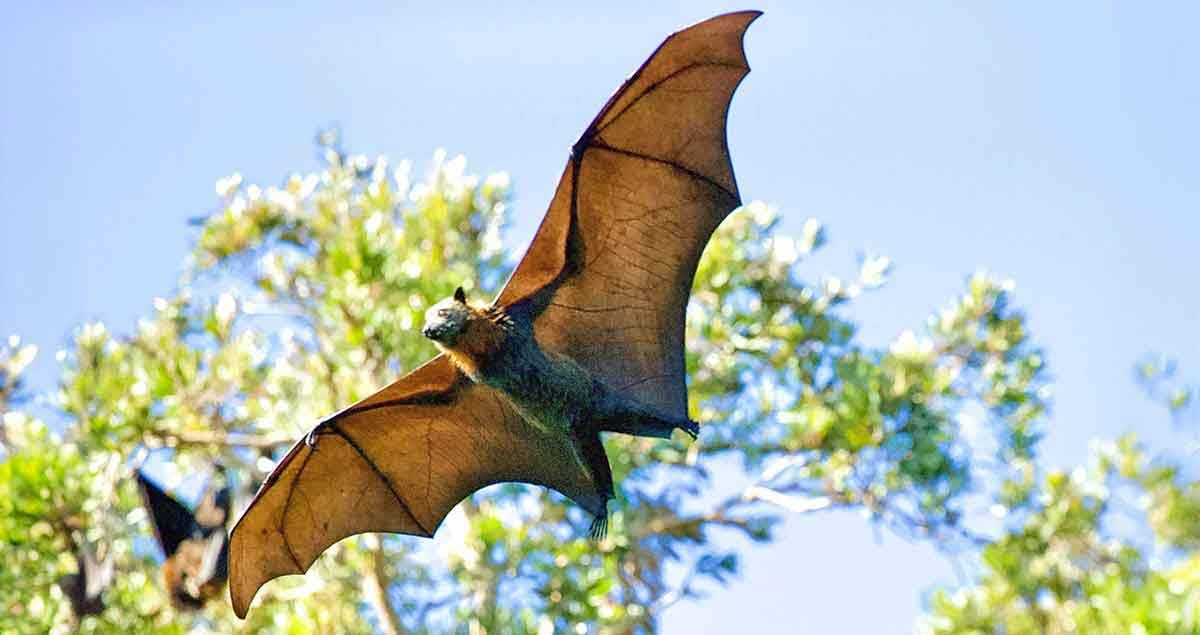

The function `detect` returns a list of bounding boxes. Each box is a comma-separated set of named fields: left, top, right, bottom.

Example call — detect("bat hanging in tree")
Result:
left=229, top=10, right=760, bottom=617
left=57, top=529, right=114, bottom=619
left=137, top=469, right=232, bottom=609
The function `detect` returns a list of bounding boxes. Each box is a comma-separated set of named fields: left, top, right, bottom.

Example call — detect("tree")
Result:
left=921, top=359, right=1200, bottom=634
left=2, top=134, right=1187, bottom=634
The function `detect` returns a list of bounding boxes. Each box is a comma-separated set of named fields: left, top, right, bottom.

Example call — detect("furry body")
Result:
left=424, top=289, right=698, bottom=526
left=163, top=532, right=227, bottom=609
left=228, top=12, right=758, bottom=615
left=137, top=471, right=230, bottom=609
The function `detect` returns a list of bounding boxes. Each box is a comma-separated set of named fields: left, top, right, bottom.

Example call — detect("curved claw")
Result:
left=587, top=514, right=609, bottom=541
left=304, top=425, right=322, bottom=449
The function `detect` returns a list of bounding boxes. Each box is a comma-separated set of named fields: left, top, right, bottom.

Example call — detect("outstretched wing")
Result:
left=495, top=11, right=759, bottom=421
left=137, top=471, right=199, bottom=557
left=231, top=12, right=757, bottom=617
left=228, top=355, right=598, bottom=618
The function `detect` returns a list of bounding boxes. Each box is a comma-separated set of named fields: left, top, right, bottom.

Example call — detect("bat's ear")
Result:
left=454, top=286, right=467, bottom=304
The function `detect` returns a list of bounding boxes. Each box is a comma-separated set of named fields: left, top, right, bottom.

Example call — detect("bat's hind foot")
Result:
left=594, top=408, right=700, bottom=441
left=587, top=514, right=608, bottom=541
left=679, top=418, right=700, bottom=440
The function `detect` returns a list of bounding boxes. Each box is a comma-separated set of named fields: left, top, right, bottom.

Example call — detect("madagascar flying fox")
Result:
left=58, top=531, right=114, bottom=619
left=136, top=469, right=230, bottom=609
left=230, top=11, right=759, bottom=617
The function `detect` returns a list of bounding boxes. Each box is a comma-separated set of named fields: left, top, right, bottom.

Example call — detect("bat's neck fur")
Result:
left=439, top=304, right=515, bottom=380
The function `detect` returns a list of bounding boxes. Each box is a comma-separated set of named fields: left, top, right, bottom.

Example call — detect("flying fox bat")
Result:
left=229, top=10, right=760, bottom=617
left=58, top=533, right=114, bottom=618
left=136, top=470, right=231, bottom=609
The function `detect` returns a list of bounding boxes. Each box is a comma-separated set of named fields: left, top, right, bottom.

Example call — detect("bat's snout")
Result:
left=423, top=324, right=455, bottom=344
left=422, top=312, right=461, bottom=343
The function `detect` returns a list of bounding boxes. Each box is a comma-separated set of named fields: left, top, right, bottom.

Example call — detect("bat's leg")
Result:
left=593, top=401, right=700, bottom=440
left=573, top=429, right=613, bottom=540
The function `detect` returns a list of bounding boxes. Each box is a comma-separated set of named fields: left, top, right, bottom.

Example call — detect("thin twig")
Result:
left=144, top=429, right=296, bottom=449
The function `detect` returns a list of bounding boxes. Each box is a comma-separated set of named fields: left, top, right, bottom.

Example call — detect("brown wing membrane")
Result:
left=231, top=11, right=758, bottom=617
left=494, top=11, right=759, bottom=420
left=228, top=355, right=598, bottom=617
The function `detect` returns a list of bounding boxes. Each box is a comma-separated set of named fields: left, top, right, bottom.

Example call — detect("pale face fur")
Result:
left=422, top=288, right=471, bottom=346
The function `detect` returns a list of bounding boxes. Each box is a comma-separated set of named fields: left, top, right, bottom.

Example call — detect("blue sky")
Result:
left=3, top=2, right=1198, bottom=632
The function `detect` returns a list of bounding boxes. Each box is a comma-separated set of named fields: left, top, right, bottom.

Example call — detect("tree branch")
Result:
left=143, top=429, right=296, bottom=449
left=363, top=534, right=407, bottom=635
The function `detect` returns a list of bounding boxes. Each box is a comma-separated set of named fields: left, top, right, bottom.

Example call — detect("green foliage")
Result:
left=922, top=432, right=1200, bottom=634
left=688, top=212, right=1047, bottom=546
left=1136, top=354, right=1197, bottom=421
left=0, top=137, right=1192, bottom=633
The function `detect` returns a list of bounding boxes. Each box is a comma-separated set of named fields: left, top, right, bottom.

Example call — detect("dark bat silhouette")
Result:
left=229, top=10, right=759, bottom=617
left=137, top=470, right=231, bottom=609
left=58, top=533, right=114, bottom=618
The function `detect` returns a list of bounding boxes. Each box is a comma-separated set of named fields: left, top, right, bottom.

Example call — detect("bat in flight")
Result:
left=137, top=470, right=231, bottom=609
left=229, top=10, right=760, bottom=617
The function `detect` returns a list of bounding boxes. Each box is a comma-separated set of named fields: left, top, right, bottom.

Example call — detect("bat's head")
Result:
left=422, top=286, right=472, bottom=346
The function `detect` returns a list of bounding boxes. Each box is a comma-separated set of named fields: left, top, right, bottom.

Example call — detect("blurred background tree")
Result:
left=0, top=136, right=1194, bottom=633
left=922, top=358, right=1200, bottom=634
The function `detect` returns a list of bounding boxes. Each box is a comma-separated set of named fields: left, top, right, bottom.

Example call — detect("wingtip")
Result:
left=732, top=9, right=765, bottom=19
left=664, top=10, right=763, bottom=43
left=228, top=533, right=253, bottom=619
left=227, top=517, right=297, bottom=620
left=228, top=563, right=266, bottom=619
left=703, top=9, right=764, bottom=27
left=232, top=600, right=251, bottom=620
left=230, top=588, right=248, bottom=619
left=673, top=10, right=761, bottom=73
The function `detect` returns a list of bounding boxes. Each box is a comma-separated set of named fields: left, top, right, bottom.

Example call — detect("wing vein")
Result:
left=328, top=420, right=432, bottom=536
left=549, top=301, right=656, bottom=314
left=280, top=451, right=312, bottom=570
left=589, top=141, right=738, bottom=202
left=592, top=61, right=745, bottom=138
